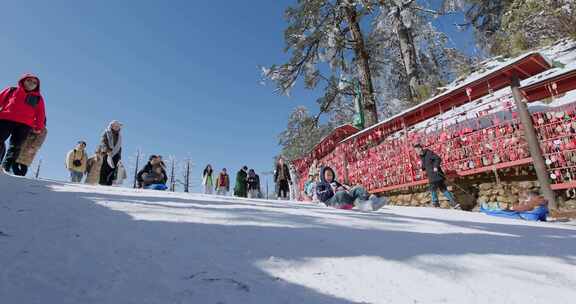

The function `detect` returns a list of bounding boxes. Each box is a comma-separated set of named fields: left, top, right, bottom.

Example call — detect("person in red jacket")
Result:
left=0, top=74, right=46, bottom=172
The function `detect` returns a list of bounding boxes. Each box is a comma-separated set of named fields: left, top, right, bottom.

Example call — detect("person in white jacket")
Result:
left=202, top=164, right=214, bottom=194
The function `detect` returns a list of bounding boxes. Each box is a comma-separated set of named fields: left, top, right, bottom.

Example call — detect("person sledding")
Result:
left=0, top=74, right=46, bottom=174
left=315, top=166, right=388, bottom=211
left=480, top=190, right=549, bottom=221
left=414, top=144, right=460, bottom=209
left=137, top=155, right=168, bottom=190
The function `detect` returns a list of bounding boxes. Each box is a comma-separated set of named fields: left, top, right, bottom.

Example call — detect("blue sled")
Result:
left=144, top=184, right=168, bottom=191
left=480, top=205, right=548, bottom=221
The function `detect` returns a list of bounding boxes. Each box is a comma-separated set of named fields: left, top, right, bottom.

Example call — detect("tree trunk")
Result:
left=343, top=5, right=379, bottom=127
left=392, top=3, right=420, bottom=103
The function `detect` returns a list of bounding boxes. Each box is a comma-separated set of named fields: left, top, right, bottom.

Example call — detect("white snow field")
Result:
left=1, top=174, right=575, bottom=304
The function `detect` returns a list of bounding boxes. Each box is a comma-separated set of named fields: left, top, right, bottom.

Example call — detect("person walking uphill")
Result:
left=99, top=120, right=123, bottom=186
left=234, top=166, right=248, bottom=198
left=315, top=166, right=388, bottom=211
left=215, top=168, right=230, bottom=195
left=274, top=158, right=291, bottom=200
left=0, top=74, right=46, bottom=173
left=414, top=144, right=459, bottom=209
left=202, top=164, right=214, bottom=195
left=66, top=141, right=88, bottom=183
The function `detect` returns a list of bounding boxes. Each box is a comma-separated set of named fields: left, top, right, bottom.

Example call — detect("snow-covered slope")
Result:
left=1, top=174, right=575, bottom=304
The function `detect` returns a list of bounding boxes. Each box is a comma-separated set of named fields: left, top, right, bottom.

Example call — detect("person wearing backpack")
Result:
left=66, top=141, right=88, bottom=183
left=0, top=74, right=46, bottom=173
left=215, top=168, right=230, bottom=195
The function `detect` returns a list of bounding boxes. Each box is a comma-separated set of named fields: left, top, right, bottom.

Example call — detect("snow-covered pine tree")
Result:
left=500, top=0, right=576, bottom=54
left=442, top=0, right=513, bottom=55
left=278, top=106, right=333, bottom=161
left=263, top=0, right=380, bottom=127
left=368, top=0, right=472, bottom=115
left=445, top=0, right=575, bottom=56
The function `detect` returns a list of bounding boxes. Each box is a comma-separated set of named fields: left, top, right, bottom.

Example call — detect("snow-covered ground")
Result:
left=1, top=174, right=575, bottom=304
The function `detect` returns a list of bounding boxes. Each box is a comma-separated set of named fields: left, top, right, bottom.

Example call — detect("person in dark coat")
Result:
left=246, top=169, right=261, bottom=199
left=137, top=155, right=168, bottom=188
left=274, top=158, right=292, bottom=200
left=315, top=166, right=388, bottom=211
left=414, top=144, right=458, bottom=208
left=234, top=166, right=248, bottom=198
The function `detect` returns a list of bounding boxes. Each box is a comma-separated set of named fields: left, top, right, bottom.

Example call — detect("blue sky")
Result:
left=0, top=1, right=474, bottom=191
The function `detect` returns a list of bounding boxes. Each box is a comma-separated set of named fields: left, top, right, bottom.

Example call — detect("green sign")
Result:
left=353, top=80, right=365, bottom=129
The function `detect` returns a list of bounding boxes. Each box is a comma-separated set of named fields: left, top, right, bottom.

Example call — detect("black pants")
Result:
left=5, top=141, right=30, bottom=176
left=0, top=120, right=31, bottom=171
left=277, top=179, right=289, bottom=198
left=100, top=153, right=121, bottom=186
left=12, top=163, right=28, bottom=176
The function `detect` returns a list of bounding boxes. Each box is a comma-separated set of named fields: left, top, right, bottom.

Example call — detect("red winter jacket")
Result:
left=0, top=74, right=46, bottom=131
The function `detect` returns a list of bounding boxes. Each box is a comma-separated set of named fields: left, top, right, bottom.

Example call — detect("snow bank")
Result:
left=1, top=174, right=575, bottom=303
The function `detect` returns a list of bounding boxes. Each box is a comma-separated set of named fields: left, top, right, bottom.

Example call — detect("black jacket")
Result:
left=274, top=163, right=291, bottom=183
left=420, top=149, right=444, bottom=183
left=247, top=174, right=260, bottom=191
left=315, top=166, right=343, bottom=203
left=137, top=162, right=168, bottom=187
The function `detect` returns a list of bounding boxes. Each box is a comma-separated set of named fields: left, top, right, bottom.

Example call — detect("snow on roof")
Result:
left=521, top=39, right=576, bottom=88
left=342, top=52, right=550, bottom=143
left=342, top=39, right=576, bottom=144
left=310, top=124, right=358, bottom=152
left=530, top=89, right=576, bottom=109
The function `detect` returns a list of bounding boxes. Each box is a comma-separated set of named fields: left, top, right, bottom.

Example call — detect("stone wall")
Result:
left=385, top=178, right=576, bottom=211
left=384, top=168, right=542, bottom=211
